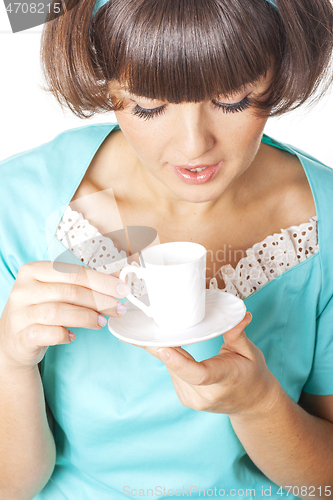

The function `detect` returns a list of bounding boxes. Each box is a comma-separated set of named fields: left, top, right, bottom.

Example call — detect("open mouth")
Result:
left=186, top=166, right=210, bottom=173
left=170, top=161, right=222, bottom=185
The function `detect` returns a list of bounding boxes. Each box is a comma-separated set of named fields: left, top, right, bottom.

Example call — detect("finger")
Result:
left=21, top=280, right=126, bottom=318
left=17, top=261, right=131, bottom=300
left=221, top=311, right=253, bottom=357
left=16, top=302, right=109, bottom=332
left=20, top=324, right=74, bottom=350
left=153, top=347, right=220, bottom=386
left=142, top=345, right=195, bottom=361
left=109, top=271, right=121, bottom=279
left=144, top=347, right=232, bottom=387
left=142, top=314, right=252, bottom=386
left=172, top=346, right=195, bottom=360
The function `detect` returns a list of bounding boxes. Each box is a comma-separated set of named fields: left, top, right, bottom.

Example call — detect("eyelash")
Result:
left=132, top=96, right=251, bottom=121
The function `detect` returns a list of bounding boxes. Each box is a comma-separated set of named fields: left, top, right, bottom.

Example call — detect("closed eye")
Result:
left=132, top=104, right=166, bottom=121
left=212, top=95, right=252, bottom=113
left=131, top=94, right=252, bottom=120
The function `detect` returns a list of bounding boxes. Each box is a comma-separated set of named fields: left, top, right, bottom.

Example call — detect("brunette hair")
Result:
left=40, top=0, right=333, bottom=119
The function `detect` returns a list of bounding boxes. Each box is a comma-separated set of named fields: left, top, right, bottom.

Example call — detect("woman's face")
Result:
left=110, top=70, right=273, bottom=207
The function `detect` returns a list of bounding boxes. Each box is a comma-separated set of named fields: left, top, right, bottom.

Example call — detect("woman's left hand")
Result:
left=140, top=312, right=281, bottom=416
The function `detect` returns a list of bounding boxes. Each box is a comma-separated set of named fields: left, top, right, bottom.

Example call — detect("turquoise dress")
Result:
left=0, top=123, right=332, bottom=500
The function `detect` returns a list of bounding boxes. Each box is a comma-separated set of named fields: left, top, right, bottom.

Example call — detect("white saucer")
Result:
left=108, top=289, right=247, bottom=347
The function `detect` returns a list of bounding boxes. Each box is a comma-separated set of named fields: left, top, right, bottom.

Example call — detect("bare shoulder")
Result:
left=260, top=143, right=317, bottom=228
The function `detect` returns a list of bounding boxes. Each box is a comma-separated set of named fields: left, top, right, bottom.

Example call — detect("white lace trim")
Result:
left=55, top=206, right=318, bottom=300
left=209, top=216, right=318, bottom=298
left=55, top=205, right=147, bottom=299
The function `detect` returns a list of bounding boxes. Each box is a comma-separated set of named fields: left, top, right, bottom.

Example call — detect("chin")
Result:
left=173, top=186, right=223, bottom=204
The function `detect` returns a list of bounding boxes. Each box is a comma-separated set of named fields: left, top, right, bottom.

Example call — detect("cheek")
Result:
left=229, top=114, right=267, bottom=150
left=114, top=112, right=145, bottom=150
left=114, top=112, right=166, bottom=161
left=221, top=116, right=267, bottom=169
left=236, top=111, right=267, bottom=134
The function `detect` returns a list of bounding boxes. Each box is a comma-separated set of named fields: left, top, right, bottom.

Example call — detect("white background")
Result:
left=1, top=4, right=333, bottom=167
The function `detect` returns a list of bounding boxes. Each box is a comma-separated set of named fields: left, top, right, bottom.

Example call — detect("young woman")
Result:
left=1, top=0, right=333, bottom=498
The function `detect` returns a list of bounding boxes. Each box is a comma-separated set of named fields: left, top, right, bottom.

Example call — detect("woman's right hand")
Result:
left=0, top=261, right=130, bottom=369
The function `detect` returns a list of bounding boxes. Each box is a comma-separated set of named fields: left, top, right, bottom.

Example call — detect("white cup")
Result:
left=119, top=242, right=207, bottom=331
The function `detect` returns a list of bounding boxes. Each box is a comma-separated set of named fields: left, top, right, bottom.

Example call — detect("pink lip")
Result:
left=170, top=161, right=223, bottom=185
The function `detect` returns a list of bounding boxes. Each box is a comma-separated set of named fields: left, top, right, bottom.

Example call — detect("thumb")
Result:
left=221, top=311, right=253, bottom=357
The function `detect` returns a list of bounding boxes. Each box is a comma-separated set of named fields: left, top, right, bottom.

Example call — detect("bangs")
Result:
left=40, top=0, right=333, bottom=119
left=93, top=0, right=281, bottom=104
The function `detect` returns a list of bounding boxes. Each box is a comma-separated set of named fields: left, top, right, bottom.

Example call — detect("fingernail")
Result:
left=98, top=315, right=107, bottom=327
left=157, top=348, right=171, bottom=363
left=117, top=302, right=127, bottom=316
left=116, top=283, right=131, bottom=296
left=68, top=332, right=75, bottom=341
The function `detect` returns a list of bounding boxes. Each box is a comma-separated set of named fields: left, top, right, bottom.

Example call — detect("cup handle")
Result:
left=119, top=266, right=153, bottom=317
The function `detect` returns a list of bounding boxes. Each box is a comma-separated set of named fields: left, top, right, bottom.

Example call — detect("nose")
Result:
left=172, top=103, right=215, bottom=162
